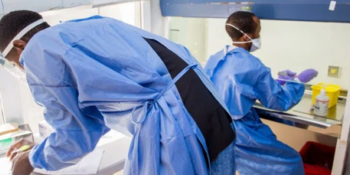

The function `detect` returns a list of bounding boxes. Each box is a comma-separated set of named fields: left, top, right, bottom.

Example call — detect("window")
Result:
left=41, top=1, right=142, bottom=28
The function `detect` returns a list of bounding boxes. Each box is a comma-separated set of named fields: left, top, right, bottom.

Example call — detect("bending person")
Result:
left=0, top=10, right=236, bottom=175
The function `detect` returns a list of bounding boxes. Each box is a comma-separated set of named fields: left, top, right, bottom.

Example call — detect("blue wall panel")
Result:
left=161, top=0, right=350, bottom=23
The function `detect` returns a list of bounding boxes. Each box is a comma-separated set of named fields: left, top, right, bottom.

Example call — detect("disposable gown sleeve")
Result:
left=254, top=68, right=305, bottom=111
left=28, top=84, right=109, bottom=170
left=24, top=36, right=110, bottom=171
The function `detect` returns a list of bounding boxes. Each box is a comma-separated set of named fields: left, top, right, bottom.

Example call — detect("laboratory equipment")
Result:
left=277, top=69, right=318, bottom=85
left=277, top=69, right=318, bottom=84
left=300, top=141, right=335, bottom=175
left=0, top=124, right=33, bottom=155
left=0, top=138, right=12, bottom=155
left=314, top=85, right=330, bottom=117
left=38, top=121, right=54, bottom=139
left=312, top=83, right=341, bottom=108
left=277, top=70, right=297, bottom=85
left=0, top=123, right=19, bottom=135
left=278, top=70, right=296, bottom=78
left=159, top=1, right=350, bottom=174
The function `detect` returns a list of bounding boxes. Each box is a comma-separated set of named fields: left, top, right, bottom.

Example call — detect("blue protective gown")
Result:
left=205, top=46, right=305, bottom=175
left=22, top=16, right=235, bottom=174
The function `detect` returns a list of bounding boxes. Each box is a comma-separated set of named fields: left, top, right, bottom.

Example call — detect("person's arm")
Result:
left=254, top=68, right=305, bottom=111
left=21, top=33, right=110, bottom=171
left=28, top=83, right=109, bottom=170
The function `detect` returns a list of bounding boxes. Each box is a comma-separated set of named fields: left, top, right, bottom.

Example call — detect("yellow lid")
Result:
left=311, top=83, right=341, bottom=92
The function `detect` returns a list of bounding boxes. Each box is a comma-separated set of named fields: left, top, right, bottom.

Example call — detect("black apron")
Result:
left=144, top=38, right=235, bottom=163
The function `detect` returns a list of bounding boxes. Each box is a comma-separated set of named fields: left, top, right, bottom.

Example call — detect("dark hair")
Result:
left=226, top=11, right=257, bottom=40
left=0, top=10, right=50, bottom=51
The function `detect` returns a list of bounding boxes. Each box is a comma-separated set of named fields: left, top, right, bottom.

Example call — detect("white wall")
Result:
left=205, top=18, right=350, bottom=90
left=42, top=8, right=99, bottom=25
left=169, top=18, right=207, bottom=65
left=42, top=3, right=140, bottom=27
left=99, top=3, right=140, bottom=27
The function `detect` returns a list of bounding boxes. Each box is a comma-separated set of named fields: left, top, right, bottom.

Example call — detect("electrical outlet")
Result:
left=328, top=66, right=341, bottom=78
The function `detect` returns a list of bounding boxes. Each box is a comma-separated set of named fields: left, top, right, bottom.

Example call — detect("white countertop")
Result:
left=0, top=130, right=131, bottom=175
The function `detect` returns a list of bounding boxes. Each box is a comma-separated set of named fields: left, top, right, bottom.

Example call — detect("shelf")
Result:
left=254, top=95, right=345, bottom=138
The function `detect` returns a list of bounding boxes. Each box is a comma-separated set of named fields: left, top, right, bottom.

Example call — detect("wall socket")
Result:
left=328, top=66, right=341, bottom=78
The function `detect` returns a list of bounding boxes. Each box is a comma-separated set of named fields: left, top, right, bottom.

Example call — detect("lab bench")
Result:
left=254, top=92, right=350, bottom=174
left=31, top=131, right=131, bottom=175
left=254, top=94, right=345, bottom=138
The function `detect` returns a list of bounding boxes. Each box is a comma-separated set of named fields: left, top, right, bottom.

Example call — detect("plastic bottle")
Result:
left=314, top=85, right=329, bottom=117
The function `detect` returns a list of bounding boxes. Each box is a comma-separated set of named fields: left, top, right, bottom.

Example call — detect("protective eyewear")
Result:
left=0, top=19, right=45, bottom=69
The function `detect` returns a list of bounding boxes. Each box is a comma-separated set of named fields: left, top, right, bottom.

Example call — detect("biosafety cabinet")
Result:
left=159, top=0, right=350, bottom=174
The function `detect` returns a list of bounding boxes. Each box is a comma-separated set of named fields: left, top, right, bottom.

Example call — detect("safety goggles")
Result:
left=0, top=19, right=45, bottom=69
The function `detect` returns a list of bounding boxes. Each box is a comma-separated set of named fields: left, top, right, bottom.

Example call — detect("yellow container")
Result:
left=311, top=83, right=341, bottom=108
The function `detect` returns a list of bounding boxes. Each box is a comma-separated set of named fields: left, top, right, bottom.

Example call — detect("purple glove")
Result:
left=276, top=70, right=297, bottom=85
left=297, top=69, right=318, bottom=83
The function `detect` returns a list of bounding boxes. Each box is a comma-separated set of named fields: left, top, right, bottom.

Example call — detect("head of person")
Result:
left=0, top=10, right=50, bottom=70
left=225, top=11, right=261, bottom=52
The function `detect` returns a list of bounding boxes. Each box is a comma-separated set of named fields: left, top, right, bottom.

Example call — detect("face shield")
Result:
left=0, top=19, right=45, bottom=85
left=0, top=53, right=15, bottom=69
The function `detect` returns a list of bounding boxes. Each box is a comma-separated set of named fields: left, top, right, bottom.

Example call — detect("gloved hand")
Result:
left=276, top=70, right=296, bottom=85
left=297, top=69, right=318, bottom=83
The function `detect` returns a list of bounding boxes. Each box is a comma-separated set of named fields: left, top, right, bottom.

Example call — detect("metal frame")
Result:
left=152, top=1, right=350, bottom=174
left=141, top=0, right=151, bottom=31
left=333, top=93, right=350, bottom=175
left=160, top=0, right=350, bottom=23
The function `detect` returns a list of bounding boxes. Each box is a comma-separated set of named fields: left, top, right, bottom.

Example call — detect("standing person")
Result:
left=0, top=10, right=236, bottom=175
left=205, top=11, right=318, bottom=175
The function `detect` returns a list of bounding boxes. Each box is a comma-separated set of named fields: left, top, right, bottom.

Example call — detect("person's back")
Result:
left=207, top=47, right=269, bottom=117
left=207, top=46, right=304, bottom=175
left=204, top=11, right=318, bottom=175
left=0, top=11, right=236, bottom=175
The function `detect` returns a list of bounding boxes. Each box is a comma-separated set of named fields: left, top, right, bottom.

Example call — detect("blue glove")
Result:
left=297, top=69, right=318, bottom=83
left=276, top=70, right=296, bottom=85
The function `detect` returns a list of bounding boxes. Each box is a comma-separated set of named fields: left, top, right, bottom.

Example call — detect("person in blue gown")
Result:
left=0, top=10, right=236, bottom=175
left=205, top=11, right=318, bottom=175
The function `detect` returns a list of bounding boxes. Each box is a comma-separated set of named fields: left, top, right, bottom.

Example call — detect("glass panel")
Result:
left=168, top=17, right=350, bottom=91
left=168, top=18, right=207, bottom=65
left=168, top=17, right=349, bottom=123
